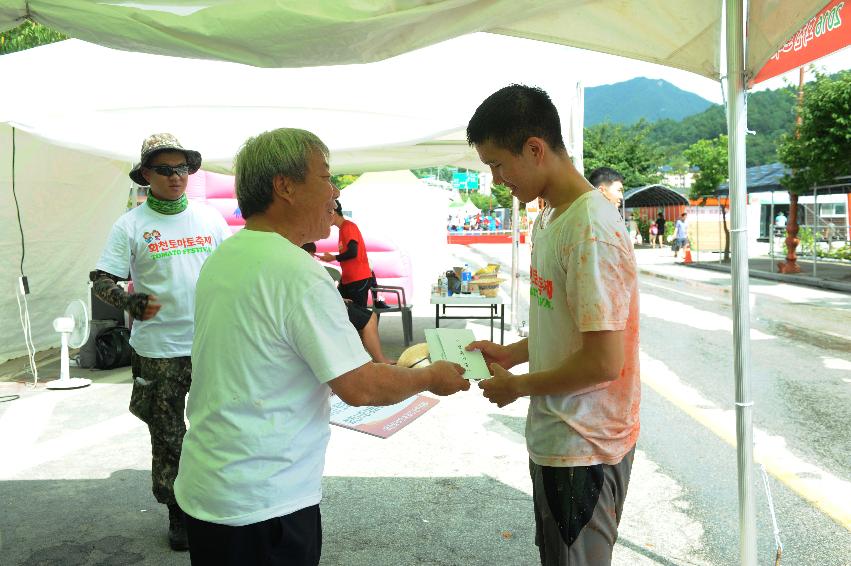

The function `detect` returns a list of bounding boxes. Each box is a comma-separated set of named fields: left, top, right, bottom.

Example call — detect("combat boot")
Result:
left=167, top=503, right=189, bottom=551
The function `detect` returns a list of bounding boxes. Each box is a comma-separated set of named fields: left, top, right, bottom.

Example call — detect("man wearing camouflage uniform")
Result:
left=92, top=133, right=229, bottom=551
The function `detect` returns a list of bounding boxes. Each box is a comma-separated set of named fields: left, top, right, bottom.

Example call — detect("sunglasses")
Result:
left=147, top=164, right=190, bottom=177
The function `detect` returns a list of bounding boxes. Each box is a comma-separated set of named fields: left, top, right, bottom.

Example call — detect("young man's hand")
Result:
left=479, top=364, right=522, bottom=407
left=466, top=340, right=518, bottom=370
left=426, top=361, right=470, bottom=396
left=320, top=252, right=336, bottom=262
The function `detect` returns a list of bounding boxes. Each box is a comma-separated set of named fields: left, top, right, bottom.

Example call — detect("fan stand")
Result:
left=46, top=331, right=91, bottom=390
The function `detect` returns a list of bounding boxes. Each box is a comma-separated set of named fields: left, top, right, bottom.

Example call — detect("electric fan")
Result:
left=46, top=299, right=92, bottom=390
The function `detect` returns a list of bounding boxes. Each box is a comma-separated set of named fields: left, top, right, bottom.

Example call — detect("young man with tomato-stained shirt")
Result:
left=465, top=85, right=640, bottom=566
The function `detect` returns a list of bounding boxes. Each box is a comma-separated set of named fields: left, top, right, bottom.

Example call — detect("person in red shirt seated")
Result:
left=321, top=199, right=376, bottom=308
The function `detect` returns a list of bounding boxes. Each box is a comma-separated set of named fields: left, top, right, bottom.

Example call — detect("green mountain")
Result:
left=585, top=77, right=713, bottom=126
left=584, top=77, right=799, bottom=167
left=647, top=85, right=798, bottom=166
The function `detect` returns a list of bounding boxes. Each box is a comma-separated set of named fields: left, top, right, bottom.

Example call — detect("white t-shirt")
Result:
left=96, top=201, right=230, bottom=358
left=527, top=190, right=640, bottom=467
left=175, top=229, right=371, bottom=526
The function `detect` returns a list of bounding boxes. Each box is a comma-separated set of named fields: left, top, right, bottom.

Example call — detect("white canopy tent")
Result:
left=0, top=36, right=586, bottom=174
left=0, top=34, right=582, bottom=364
left=0, top=1, right=821, bottom=81
left=0, top=2, right=837, bottom=563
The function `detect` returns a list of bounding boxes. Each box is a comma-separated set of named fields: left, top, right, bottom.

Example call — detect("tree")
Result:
left=0, top=21, right=66, bottom=55
left=646, top=85, right=797, bottom=167
left=331, top=174, right=359, bottom=190
left=778, top=70, right=851, bottom=194
left=469, top=183, right=513, bottom=211
left=777, top=70, right=851, bottom=273
left=583, top=120, right=664, bottom=187
left=683, top=134, right=730, bottom=260
left=411, top=167, right=454, bottom=184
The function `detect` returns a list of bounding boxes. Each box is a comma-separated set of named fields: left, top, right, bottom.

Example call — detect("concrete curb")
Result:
left=688, top=262, right=851, bottom=294
left=640, top=262, right=851, bottom=296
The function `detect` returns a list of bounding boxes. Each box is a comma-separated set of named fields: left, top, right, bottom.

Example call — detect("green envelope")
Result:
left=424, top=328, right=491, bottom=381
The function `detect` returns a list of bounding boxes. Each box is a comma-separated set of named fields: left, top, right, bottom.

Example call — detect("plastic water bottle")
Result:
left=461, top=263, right=471, bottom=294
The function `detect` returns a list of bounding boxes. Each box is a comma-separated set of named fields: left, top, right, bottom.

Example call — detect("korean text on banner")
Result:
left=752, top=0, right=850, bottom=84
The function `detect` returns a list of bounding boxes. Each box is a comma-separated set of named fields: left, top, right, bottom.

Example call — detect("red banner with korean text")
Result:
left=752, top=0, right=850, bottom=84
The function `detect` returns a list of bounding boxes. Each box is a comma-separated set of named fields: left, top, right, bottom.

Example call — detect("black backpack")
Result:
left=95, top=326, right=132, bottom=369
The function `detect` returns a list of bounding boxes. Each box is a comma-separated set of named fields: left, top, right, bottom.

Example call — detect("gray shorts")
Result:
left=529, top=447, right=635, bottom=566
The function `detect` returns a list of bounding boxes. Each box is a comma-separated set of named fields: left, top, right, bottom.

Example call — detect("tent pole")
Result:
left=725, top=1, right=757, bottom=564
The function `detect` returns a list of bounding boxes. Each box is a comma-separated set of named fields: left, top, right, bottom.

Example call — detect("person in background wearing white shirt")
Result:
left=174, top=128, right=469, bottom=566
left=673, top=211, right=689, bottom=258
left=91, top=133, right=231, bottom=551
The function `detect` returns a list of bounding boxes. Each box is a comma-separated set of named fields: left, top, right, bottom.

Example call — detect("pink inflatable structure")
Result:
left=186, top=170, right=412, bottom=305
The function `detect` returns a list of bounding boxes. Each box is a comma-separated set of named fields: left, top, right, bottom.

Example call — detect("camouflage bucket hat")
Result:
left=129, top=133, right=202, bottom=186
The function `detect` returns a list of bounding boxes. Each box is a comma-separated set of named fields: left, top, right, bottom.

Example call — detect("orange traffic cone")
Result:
left=683, top=243, right=693, bottom=264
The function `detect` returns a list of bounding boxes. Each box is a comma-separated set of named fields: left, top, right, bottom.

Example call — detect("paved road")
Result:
left=451, top=243, right=851, bottom=565
left=1, top=244, right=849, bottom=565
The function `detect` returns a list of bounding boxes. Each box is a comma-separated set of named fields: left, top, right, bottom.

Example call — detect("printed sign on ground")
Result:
left=330, top=394, right=439, bottom=438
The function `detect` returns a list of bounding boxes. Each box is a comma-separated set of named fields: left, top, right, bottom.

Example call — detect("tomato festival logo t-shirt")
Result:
left=96, top=201, right=230, bottom=357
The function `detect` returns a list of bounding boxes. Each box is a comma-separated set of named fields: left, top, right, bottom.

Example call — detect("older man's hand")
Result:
left=426, top=361, right=470, bottom=396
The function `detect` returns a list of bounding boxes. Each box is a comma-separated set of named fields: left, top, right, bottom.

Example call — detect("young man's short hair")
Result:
left=466, top=84, right=566, bottom=154
left=587, top=167, right=624, bottom=189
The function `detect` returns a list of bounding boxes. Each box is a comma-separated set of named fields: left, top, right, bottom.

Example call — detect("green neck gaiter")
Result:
left=146, top=191, right=188, bottom=215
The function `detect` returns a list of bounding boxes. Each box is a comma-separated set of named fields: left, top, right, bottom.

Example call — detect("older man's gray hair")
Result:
left=234, top=128, right=330, bottom=219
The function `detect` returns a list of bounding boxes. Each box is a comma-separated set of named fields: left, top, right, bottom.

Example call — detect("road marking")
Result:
left=641, top=280, right=714, bottom=302
left=822, top=357, right=851, bottom=371
left=640, top=294, right=774, bottom=341
left=641, top=351, right=851, bottom=532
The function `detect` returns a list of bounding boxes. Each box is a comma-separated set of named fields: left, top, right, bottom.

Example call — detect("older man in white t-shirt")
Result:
left=92, top=133, right=230, bottom=551
left=174, top=128, right=470, bottom=566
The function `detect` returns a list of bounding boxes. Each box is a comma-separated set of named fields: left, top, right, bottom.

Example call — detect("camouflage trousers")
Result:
left=129, top=351, right=192, bottom=506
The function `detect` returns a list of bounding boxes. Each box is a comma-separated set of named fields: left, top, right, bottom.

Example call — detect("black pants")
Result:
left=338, top=277, right=373, bottom=308
left=185, top=505, right=321, bottom=566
